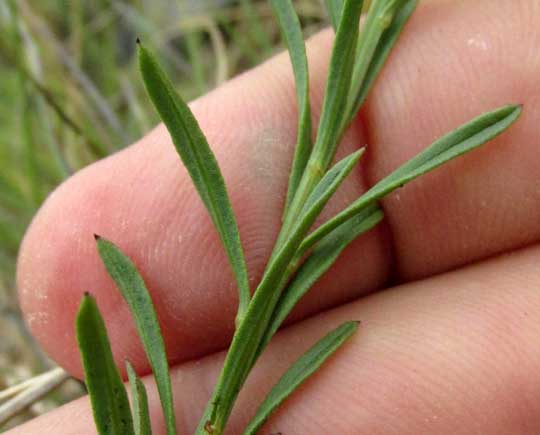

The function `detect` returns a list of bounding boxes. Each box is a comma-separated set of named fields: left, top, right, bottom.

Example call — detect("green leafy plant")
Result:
left=75, top=1, right=522, bottom=434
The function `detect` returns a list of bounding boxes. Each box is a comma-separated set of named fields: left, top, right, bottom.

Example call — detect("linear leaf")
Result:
left=195, top=148, right=364, bottom=434
left=126, top=362, right=152, bottom=435
left=303, top=104, right=522, bottom=250
left=301, top=149, right=364, bottom=222
left=281, top=0, right=364, bottom=233
left=325, top=0, right=346, bottom=31
left=270, top=0, right=313, bottom=218
left=260, top=205, right=382, bottom=351
left=308, top=0, right=362, bottom=172
left=138, top=42, right=250, bottom=324
left=243, top=321, right=359, bottom=435
left=76, top=294, right=135, bottom=435
left=346, top=0, right=417, bottom=121
left=95, top=237, right=176, bottom=435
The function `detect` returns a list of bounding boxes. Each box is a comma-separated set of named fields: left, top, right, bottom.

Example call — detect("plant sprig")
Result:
left=75, top=1, right=522, bottom=435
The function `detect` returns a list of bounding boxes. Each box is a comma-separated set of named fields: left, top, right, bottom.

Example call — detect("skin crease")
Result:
left=10, top=0, right=540, bottom=433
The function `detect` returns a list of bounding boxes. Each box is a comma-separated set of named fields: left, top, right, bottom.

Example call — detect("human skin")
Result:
left=9, top=0, right=540, bottom=433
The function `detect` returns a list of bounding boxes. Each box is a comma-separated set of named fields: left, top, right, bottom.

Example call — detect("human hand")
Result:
left=9, top=0, right=540, bottom=433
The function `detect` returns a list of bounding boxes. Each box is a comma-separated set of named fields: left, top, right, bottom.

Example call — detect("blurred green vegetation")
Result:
left=0, top=0, right=327, bottom=428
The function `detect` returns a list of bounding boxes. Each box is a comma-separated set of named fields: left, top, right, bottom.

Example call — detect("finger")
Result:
left=9, top=243, right=540, bottom=434
left=364, top=0, right=540, bottom=281
left=16, top=28, right=387, bottom=378
left=17, top=0, right=540, bottom=378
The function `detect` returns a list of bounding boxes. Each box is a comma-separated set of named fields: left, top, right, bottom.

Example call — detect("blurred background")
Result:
left=0, top=0, right=329, bottom=430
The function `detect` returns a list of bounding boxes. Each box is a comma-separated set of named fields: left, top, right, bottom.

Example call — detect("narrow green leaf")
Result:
left=270, top=0, right=312, bottom=218
left=195, top=149, right=364, bottom=434
left=76, top=294, right=135, bottom=435
left=260, top=205, right=382, bottom=351
left=325, top=0, right=346, bottom=31
left=307, top=0, right=362, bottom=172
left=126, top=362, right=152, bottom=435
left=303, top=104, right=523, bottom=250
left=95, top=237, right=176, bottom=435
left=138, top=42, right=250, bottom=325
left=301, top=149, right=364, bottom=222
left=346, top=0, right=417, bottom=122
left=279, top=0, right=364, bottom=244
left=243, top=321, right=359, bottom=435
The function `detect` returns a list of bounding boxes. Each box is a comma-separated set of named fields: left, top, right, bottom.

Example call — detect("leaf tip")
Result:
left=136, top=37, right=141, bottom=45
left=506, top=103, right=523, bottom=121
left=93, top=233, right=101, bottom=241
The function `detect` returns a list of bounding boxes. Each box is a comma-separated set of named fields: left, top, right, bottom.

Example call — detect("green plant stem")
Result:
left=343, top=0, right=396, bottom=125
left=276, top=0, right=363, bottom=249
left=270, top=0, right=312, bottom=219
left=196, top=147, right=364, bottom=432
